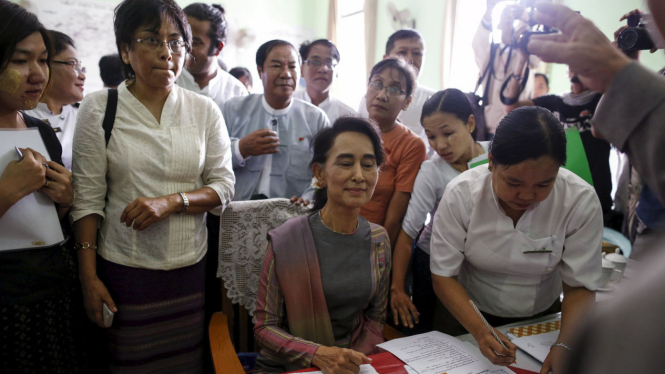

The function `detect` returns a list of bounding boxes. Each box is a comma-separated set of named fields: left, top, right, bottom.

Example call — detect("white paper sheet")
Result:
left=0, top=129, right=64, bottom=251
left=510, top=330, right=559, bottom=363
left=377, top=331, right=515, bottom=374
left=404, top=365, right=419, bottom=374
left=306, top=364, right=378, bottom=374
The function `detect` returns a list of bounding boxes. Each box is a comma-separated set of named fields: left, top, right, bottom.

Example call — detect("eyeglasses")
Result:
left=52, top=60, right=86, bottom=75
left=304, top=60, right=337, bottom=70
left=133, top=37, right=188, bottom=54
left=367, top=81, right=406, bottom=97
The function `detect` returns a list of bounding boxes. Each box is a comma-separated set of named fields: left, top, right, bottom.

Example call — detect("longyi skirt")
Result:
left=97, top=255, right=206, bottom=374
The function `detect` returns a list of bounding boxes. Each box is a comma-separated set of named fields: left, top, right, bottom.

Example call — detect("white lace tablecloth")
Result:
left=217, top=198, right=310, bottom=315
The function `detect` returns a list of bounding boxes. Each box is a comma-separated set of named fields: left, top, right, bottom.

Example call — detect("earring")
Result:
left=124, top=59, right=128, bottom=63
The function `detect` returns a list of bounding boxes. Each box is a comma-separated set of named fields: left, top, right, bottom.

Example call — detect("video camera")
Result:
left=618, top=13, right=655, bottom=51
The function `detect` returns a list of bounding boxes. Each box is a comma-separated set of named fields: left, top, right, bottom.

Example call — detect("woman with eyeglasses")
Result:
left=24, top=30, right=85, bottom=171
left=360, top=57, right=427, bottom=247
left=71, top=0, right=235, bottom=372
left=294, top=39, right=356, bottom=123
left=0, top=1, right=86, bottom=372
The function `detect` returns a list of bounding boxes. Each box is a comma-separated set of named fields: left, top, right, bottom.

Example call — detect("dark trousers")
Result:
left=411, top=246, right=436, bottom=334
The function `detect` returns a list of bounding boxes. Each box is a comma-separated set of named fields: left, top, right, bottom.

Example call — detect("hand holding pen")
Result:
left=470, top=300, right=517, bottom=366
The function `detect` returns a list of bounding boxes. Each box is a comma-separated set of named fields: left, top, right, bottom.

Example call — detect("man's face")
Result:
left=568, top=70, right=588, bottom=95
left=533, top=75, right=549, bottom=98
left=386, top=37, right=424, bottom=75
left=301, top=44, right=336, bottom=94
left=186, top=16, right=218, bottom=75
left=259, top=45, right=299, bottom=103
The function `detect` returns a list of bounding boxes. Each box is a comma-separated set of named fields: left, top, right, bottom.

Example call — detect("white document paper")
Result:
left=510, top=330, right=559, bottom=363
left=306, top=364, right=378, bottom=374
left=404, top=365, right=419, bottom=374
left=0, top=129, right=65, bottom=251
left=377, top=331, right=514, bottom=374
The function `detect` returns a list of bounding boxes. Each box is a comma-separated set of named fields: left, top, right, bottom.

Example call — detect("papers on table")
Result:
left=306, top=364, right=378, bottom=374
left=0, top=128, right=64, bottom=251
left=377, top=331, right=515, bottom=374
left=509, top=330, right=559, bottom=363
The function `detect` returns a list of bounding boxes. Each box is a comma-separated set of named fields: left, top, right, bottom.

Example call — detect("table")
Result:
left=288, top=352, right=408, bottom=374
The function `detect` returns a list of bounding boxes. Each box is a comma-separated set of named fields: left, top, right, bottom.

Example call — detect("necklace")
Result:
left=318, top=210, right=359, bottom=235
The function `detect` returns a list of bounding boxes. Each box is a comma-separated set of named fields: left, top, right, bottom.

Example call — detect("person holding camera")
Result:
left=473, top=0, right=539, bottom=139
left=525, top=2, right=665, bottom=372
left=503, top=66, right=612, bottom=217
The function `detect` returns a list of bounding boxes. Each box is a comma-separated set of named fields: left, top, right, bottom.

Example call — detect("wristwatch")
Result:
left=74, top=242, right=97, bottom=251
left=179, top=192, right=189, bottom=213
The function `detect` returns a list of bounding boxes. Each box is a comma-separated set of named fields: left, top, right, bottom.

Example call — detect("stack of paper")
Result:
left=377, top=331, right=515, bottom=374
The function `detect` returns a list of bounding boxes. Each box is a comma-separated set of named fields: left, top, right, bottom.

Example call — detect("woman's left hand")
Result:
left=42, top=161, right=74, bottom=208
left=120, top=196, right=178, bottom=231
left=541, top=345, right=568, bottom=374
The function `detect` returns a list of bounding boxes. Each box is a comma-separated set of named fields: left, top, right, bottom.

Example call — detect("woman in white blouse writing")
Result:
left=70, top=1, right=234, bottom=372
left=430, top=107, right=602, bottom=374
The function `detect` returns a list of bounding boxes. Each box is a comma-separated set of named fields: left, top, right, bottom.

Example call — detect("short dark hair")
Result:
left=256, top=39, right=297, bottom=69
left=490, top=106, right=566, bottom=167
left=0, top=0, right=53, bottom=81
left=368, top=57, right=417, bottom=97
left=99, top=54, right=126, bottom=87
left=310, top=116, right=385, bottom=211
left=229, top=66, right=252, bottom=85
left=114, top=0, right=192, bottom=79
left=48, top=30, right=75, bottom=56
left=385, top=29, right=424, bottom=55
left=183, top=3, right=227, bottom=56
left=299, top=39, right=340, bottom=62
left=535, top=73, right=549, bottom=87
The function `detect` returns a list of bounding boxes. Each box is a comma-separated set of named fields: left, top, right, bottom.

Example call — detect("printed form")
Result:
left=377, top=331, right=514, bottom=374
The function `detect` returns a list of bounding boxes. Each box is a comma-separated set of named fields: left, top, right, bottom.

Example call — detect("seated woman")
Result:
left=0, top=2, right=82, bottom=371
left=390, top=88, right=490, bottom=334
left=360, top=57, right=427, bottom=245
left=24, top=30, right=85, bottom=170
left=254, top=117, right=391, bottom=374
left=431, top=107, right=602, bottom=373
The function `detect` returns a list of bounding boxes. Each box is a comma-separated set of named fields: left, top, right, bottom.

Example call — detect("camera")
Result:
left=511, top=0, right=557, bottom=53
left=618, top=13, right=655, bottom=51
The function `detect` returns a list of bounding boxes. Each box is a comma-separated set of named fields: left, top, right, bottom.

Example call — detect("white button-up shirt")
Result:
left=176, top=66, right=248, bottom=110
left=402, top=142, right=489, bottom=254
left=293, top=89, right=357, bottom=124
left=25, top=102, right=78, bottom=170
left=430, top=164, right=602, bottom=317
left=71, top=83, right=235, bottom=270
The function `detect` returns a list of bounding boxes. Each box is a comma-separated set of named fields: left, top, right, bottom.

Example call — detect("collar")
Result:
left=561, top=90, right=598, bottom=106
left=303, top=90, right=331, bottom=107
left=180, top=66, right=221, bottom=91
left=33, top=102, right=73, bottom=116
left=262, top=95, right=293, bottom=116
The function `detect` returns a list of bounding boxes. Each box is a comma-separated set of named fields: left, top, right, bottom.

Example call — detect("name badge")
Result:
left=52, top=127, right=62, bottom=133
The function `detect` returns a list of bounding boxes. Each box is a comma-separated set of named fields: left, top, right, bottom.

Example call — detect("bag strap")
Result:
left=475, top=42, right=499, bottom=106
left=102, top=88, right=118, bottom=147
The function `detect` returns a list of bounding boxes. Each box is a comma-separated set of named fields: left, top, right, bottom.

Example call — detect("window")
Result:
left=334, top=0, right=366, bottom=110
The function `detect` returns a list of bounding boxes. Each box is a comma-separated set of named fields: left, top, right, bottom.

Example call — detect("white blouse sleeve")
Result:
left=429, top=185, right=471, bottom=277
left=70, top=92, right=108, bottom=222
left=402, top=162, right=437, bottom=239
left=560, top=190, right=603, bottom=290
left=203, top=103, right=236, bottom=214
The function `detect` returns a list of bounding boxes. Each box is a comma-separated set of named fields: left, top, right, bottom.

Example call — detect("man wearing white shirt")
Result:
left=357, top=29, right=435, bottom=150
left=223, top=40, right=330, bottom=202
left=294, top=39, right=356, bottom=123
left=177, top=3, right=247, bottom=109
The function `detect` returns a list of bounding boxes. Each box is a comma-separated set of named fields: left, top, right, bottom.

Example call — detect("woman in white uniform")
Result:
left=430, top=106, right=602, bottom=374
left=390, top=88, right=490, bottom=334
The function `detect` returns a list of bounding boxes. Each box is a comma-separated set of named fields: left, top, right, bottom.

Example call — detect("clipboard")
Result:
left=0, top=128, right=65, bottom=251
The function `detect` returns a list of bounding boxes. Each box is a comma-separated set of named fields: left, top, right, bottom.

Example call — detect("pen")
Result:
left=469, top=300, right=516, bottom=363
left=15, top=147, right=24, bottom=161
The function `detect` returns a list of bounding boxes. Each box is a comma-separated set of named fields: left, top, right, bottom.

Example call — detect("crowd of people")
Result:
left=1, top=0, right=664, bottom=373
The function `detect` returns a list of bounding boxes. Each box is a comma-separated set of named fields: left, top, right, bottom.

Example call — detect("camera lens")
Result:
left=618, top=29, right=639, bottom=50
